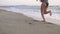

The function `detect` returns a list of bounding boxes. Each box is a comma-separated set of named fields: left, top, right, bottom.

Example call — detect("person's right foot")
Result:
left=42, top=20, right=47, bottom=24
left=42, top=20, right=46, bottom=22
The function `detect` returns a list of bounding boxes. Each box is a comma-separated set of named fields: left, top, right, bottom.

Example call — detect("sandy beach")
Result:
left=0, top=9, right=60, bottom=34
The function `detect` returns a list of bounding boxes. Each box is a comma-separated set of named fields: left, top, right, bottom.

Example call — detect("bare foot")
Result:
left=49, top=10, right=52, bottom=16
left=42, top=20, right=46, bottom=22
left=41, top=20, right=46, bottom=24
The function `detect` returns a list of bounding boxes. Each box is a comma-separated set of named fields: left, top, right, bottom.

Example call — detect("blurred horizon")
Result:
left=0, top=4, right=60, bottom=6
left=0, top=0, right=60, bottom=6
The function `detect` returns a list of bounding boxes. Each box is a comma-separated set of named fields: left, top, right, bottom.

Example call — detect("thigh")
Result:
left=41, top=3, right=46, bottom=12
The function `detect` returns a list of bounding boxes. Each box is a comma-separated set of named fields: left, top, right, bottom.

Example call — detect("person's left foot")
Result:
left=49, top=10, right=52, bottom=16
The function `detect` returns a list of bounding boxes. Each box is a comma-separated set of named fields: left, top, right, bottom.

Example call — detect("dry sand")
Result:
left=0, top=9, right=60, bottom=34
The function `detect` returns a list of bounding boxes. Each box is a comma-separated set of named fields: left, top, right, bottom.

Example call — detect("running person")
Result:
left=36, top=0, right=52, bottom=22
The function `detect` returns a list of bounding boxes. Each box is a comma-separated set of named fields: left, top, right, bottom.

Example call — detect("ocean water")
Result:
left=0, top=5, right=60, bottom=25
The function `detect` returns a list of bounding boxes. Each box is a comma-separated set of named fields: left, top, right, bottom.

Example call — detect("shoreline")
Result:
left=0, top=9, right=60, bottom=34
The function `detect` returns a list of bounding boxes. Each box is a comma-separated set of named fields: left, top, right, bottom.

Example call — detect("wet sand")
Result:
left=0, top=9, right=60, bottom=34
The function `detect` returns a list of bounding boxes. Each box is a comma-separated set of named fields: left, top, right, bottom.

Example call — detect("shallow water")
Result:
left=0, top=5, right=60, bottom=20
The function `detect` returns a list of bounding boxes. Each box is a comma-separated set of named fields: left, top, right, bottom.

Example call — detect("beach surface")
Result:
left=0, top=9, right=60, bottom=34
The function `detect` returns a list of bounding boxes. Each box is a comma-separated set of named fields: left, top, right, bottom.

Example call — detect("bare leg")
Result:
left=41, top=10, right=52, bottom=22
left=41, top=11, right=45, bottom=22
left=44, top=10, right=52, bottom=16
left=41, top=2, right=52, bottom=22
left=41, top=3, right=46, bottom=22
